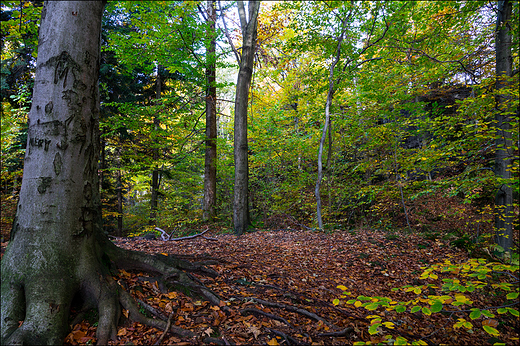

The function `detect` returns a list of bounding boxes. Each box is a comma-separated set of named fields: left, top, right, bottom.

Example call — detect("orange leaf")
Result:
left=482, top=319, right=499, bottom=327
left=267, top=338, right=280, bottom=346
left=72, top=330, right=86, bottom=341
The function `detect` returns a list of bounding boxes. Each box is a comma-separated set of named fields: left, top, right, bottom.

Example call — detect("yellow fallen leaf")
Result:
left=267, top=338, right=279, bottom=346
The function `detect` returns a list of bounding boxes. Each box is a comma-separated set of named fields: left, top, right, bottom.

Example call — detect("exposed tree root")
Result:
left=119, top=289, right=196, bottom=339
left=318, top=327, right=354, bottom=337
left=241, top=307, right=295, bottom=329
left=249, top=298, right=338, bottom=330
left=1, top=231, right=227, bottom=345
left=266, top=328, right=303, bottom=345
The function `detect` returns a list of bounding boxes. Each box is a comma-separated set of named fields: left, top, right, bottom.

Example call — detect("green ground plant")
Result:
left=334, top=252, right=519, bottom=345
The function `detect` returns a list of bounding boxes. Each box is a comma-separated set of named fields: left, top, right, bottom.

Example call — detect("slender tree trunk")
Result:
left=116, top=147, right=123, bottom=237
left=315, top=21, right=346, bottom=229
left=326, top=117, right=333, bottom=215
left=203, top=0, right=217, bottom=222
left=150, top=65, right=161, bottom=225
left=233, top=0, right=260, bottom=235
left=494, top=0, right=514, bottom=253
left=99, top=138, right=106, bottom=191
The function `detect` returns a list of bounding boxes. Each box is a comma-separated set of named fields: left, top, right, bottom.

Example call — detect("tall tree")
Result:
left=1, top=3, right=219, bottom=344
left=230, top=0, right=261, bottom=235
left=203, top=0, right=218, bottom=221
left=150, top=64, right=162, bottom=225
left=315, top=15, right=349, bottom=230
left=494, top=0, right=514, bottom=253
left=1, top=2, right=108, bottom=343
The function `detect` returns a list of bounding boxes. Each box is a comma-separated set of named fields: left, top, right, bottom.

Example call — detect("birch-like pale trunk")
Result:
left=315, top=22, right=347, bottom=230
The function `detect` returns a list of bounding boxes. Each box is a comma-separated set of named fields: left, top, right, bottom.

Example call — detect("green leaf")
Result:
left=506, top=292, right=519, bottom=300
left=365, top=303, right=379, bottom=311
left=469, top=309, right=481, bottom=320
left=506, top=308, right=519, bottom=317
left=430, top=302, right=443, bottom=313
left=368, top=323, right=381, bottom=335
left=395, top=336, right=408, bottom=345
left=482, top=325, right=499, bottom=336
left=497, top=308, right=508, bottom=314
left=395, top=305, right=406, bottom=313
left=481, top=310, right=495, bottom=318
left=422, top=307, right=432, bottom=315
left=411, top=306, right=421, bottom=313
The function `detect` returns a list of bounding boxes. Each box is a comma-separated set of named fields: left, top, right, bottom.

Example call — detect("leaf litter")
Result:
left=51, top=228, right=519, bottom=344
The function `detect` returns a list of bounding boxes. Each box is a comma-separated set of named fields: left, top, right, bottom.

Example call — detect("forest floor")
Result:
left=54, top=228, right=518, bottom=345
left=1, top=192, right=518, bottom=345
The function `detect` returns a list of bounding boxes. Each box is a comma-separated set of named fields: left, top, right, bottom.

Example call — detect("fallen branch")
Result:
left=156, top=227, right=217, bottom=241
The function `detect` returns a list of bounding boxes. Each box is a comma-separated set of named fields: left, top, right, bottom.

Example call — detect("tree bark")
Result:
left=150, top=65, right=162, bottom=225
left=1, top=2, right=108, bottom=344
left=233, top=0, right=260, bottom=235
left=1, top=3, right=220, bottom=345
left=494, top=0, right=514, bottom=253
left=203, top=0, right=218, bottom=222
left=116, top=147, right=123, bottom=237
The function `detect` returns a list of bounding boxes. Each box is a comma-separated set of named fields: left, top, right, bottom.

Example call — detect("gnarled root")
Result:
left=1, top=235, right=222, bottom=345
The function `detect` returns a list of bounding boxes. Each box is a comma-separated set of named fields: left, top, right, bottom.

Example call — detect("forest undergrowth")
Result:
left=2, top=213, right=518, bottom=345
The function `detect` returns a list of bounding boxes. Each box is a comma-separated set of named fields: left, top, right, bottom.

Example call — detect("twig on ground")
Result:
left=154, top=313, right=173, bottom=345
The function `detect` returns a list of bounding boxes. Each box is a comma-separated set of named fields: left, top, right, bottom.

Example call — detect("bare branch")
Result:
left=218, top=0, right=241, bottom=64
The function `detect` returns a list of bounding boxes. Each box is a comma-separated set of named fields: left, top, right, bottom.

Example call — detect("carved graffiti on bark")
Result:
left=37, top=177, right=52, bottom=194
left=53, top=153, right=63, bottom=176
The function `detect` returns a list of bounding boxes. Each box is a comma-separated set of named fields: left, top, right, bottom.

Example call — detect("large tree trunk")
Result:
left=203, top=0, right=218, bottom=222
left=233, top=0, right=260, bottom=235
left=1, top=3, right=219, bottom=345
left=1, top=2, right=108, bottom=343
left=494, top=0, right=514, bottom=253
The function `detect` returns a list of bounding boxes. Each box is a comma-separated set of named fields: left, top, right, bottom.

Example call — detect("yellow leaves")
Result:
left=165, top=291, right=178, bottom=299
left=453, top=318, right=473, bottom=330
left=337, top=285, right=348, bottom=291
left=333, top=299, right=340, bottom=306
left=354, top=301, right=363, bottom=308
left=382, top=321, right=395, bottom=329
left=267, top=338, right=280, bottom=345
